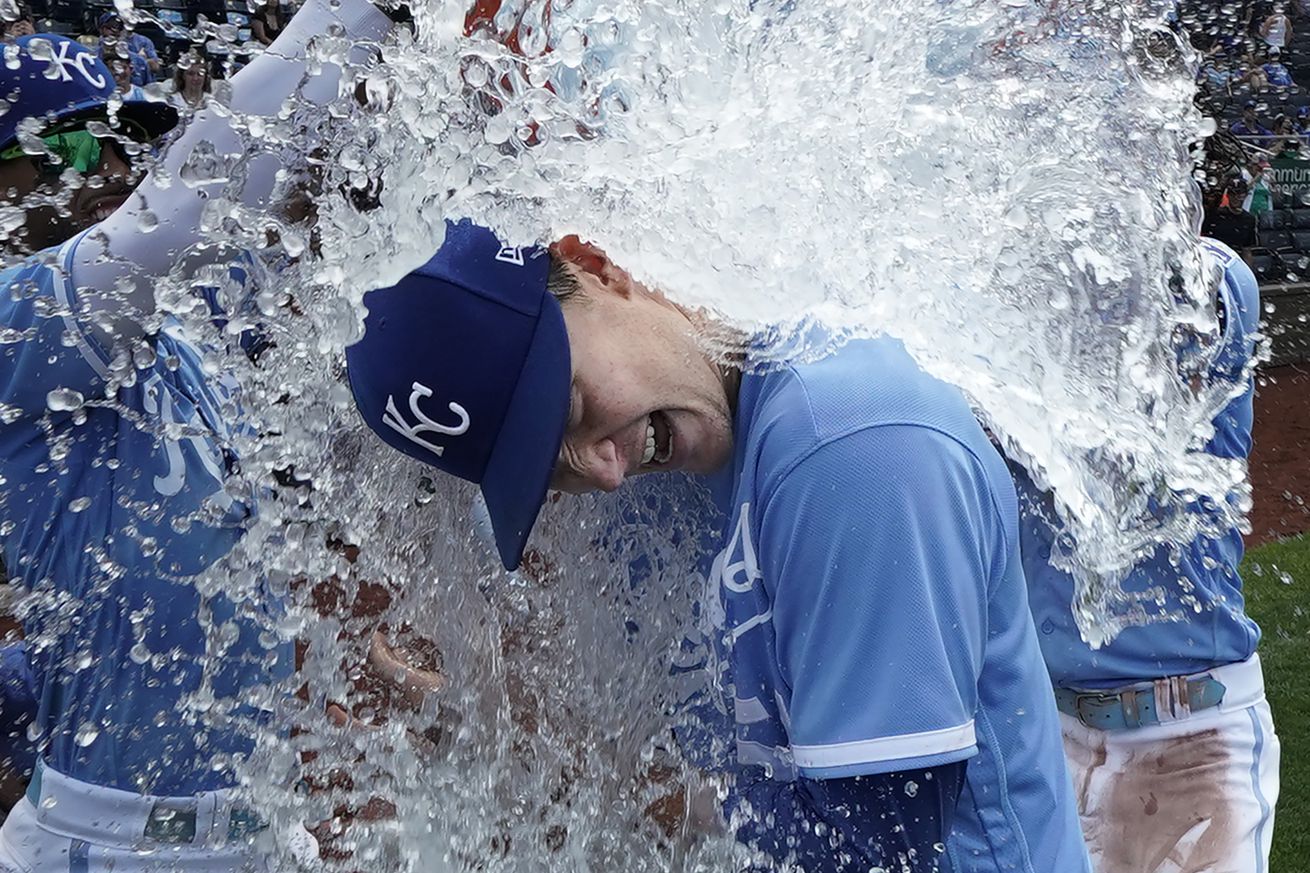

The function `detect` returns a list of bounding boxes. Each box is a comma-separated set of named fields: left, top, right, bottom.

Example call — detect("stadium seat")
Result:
left=1263, top=230, right=1295, bottom=250
left=1252, top=253, right=1286, bottom=283
left=1292, top=209, right=1310, bottom=228
left=1292, top=230, right=1310, bottom=252
left=1284, top=253, right=1310, bottom=281
left=1260, top=209, right=1292, bottom=230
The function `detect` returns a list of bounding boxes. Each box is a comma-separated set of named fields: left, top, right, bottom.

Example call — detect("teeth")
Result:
left=642, top=417, right=656, bottom=465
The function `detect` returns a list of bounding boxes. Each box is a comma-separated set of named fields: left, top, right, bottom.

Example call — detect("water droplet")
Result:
left=68, top=496, right=91, bottom=513
left=45, top=388, right=84, bottom=412
left=74, top=724, right=99, bottom=747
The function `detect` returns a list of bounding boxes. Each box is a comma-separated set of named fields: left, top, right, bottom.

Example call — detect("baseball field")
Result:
left=1244, top=531, right=1309, bottom=870
left=1245, top=360, right=1310, bottom=869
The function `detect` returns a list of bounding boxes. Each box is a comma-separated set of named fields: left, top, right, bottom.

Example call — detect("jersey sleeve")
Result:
left=0, top=237, right=115, bottom=419
left=1203, top=239, right=1261, bottom=384
left=757, top=425, right=1002, bottom=779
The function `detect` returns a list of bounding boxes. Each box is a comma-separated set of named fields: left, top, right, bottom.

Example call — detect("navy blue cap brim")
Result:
left=0, top=96, right=178, bottom=152
left=478, top=293, right=571, bottom=570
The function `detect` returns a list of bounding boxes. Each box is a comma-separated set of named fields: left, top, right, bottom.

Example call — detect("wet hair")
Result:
left=546, top=253, right=582, bottom=304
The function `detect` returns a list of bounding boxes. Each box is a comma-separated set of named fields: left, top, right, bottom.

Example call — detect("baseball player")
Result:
left=0, top=4, right=400, bottom=869
left=1011, top=238, right=1278, bottom=873
left=344, top=225, right=1093, bottom=871
left=0, top=32, right=178, bottom=813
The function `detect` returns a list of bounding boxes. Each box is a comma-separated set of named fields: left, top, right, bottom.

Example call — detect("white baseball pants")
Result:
left=0, top=763, right=291, bottom=873
left=1059, top=655, right=1279, bottom=873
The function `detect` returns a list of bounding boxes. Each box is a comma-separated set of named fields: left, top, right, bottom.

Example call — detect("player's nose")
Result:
left=579, top=438, right=626, bottom=493
left=553, top=438, right=626, bottom=494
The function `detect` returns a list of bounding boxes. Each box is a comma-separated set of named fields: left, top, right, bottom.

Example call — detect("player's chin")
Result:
left=670, top=411, right=733, bottom=475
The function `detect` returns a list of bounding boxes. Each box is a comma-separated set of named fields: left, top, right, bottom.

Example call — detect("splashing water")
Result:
left=29, top=0, right=1261, bottom=868
left=279, top=0, right=1247, bottom=634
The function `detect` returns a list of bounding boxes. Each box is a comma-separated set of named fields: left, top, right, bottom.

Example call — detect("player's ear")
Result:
left=551, top=235, right=633, bottom=298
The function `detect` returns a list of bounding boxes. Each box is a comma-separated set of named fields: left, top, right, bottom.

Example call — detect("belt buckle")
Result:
left=1073, top=690, right=1122, bottom=729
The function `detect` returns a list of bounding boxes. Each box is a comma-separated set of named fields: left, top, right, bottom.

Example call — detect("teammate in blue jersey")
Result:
left=344, top=228, right=1092, bottom=871
left=0, top=5, right=400, bottom=870
left=1011, top=239, right=1279, bottom=873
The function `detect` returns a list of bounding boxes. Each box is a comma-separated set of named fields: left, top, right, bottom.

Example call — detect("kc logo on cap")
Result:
left=45, top=38, right=108, bottom=89
left=382, top=381, right=471, bottom=458
left=345, top=219, right=568, bottom=571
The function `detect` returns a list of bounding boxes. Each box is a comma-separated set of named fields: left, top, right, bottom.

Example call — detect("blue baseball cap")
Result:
left=345, top=221, right=571, bottom=571
left=0, top=34, right=176, bottom=152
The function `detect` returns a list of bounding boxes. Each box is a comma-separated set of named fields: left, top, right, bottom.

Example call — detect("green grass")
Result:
left=1242, top=533, right=1310, bottom=871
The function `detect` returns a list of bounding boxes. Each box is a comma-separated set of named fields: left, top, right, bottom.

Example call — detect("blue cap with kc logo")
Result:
left=0, top=34, right=176, bottom=151
left=345, top=221, right=571, bottom=571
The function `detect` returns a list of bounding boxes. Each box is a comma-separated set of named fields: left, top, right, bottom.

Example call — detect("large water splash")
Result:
left=279, top=0, right=1247, bottom=639
left=40, top=0, right=1258, bottom=868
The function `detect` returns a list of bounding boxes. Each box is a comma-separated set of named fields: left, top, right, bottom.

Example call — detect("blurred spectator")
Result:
left=1202, top=179, right=1259, bottom=265
left=1271, top=112, right=1298, bottom=150
left=97, top=12, right=161, bottom=86
left=1280, top=135, right=1304, bottom=158
left=1232, top=101, right=1274, bottom=138
left=171, top=52, right=213, bottom=110
left=1261, top=3, right=1293, bottom=50
left=1297, top=105, right=1310, bottom=139
left=250, top=1, right=287, bottom=46
left=1263, top=48, right=1297, bottom=86
left=1238, top=47, right=1272, bottom=90
left=1200, top=50, right=1267, bottom=94
left=105, top=55, right=147, bottom=101
left=1243, top=159, right=1276, bottom=215
left=2, top=9, right=34, bottom=40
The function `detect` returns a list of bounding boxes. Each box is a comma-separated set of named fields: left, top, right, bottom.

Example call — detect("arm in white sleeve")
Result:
left=71, top=0, right=393, bottom=351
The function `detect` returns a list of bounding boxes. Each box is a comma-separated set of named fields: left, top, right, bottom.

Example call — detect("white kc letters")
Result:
left=382, top=381, right=471, bottom=458
left=45, top=39, right=108, bottom=89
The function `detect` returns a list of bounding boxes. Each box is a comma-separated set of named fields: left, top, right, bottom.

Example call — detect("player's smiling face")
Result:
left=0, top=129, right=140, bottom=255
left=548, top=237, right=737, bottom=494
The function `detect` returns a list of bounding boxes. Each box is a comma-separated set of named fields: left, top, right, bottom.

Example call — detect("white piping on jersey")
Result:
left=728, top=608, right=772, bottom=643
left=734, top=695, right=771, bottom=725
left=736, top=739, right=797, bottom=780
left=791, top=720, right=977, bottom=770
left=54, top=230, right=113, bottom=381
left=714, top=502, right=762, bottom=593
left=775, top=689, right=793, bottom=732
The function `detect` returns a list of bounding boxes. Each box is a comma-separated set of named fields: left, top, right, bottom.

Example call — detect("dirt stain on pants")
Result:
left=1065, top=727, right=1239, bottom=873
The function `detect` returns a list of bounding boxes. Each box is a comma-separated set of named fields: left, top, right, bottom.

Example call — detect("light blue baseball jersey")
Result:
left=703, top=335, right=1090, bottom=872
left=1016, top=238, right=1262, bottom=687
left=0, top=232, right=292, bottom=795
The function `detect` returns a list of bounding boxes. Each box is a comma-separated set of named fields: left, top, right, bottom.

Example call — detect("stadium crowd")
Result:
left=1187, top=0, right=1310, bottom=281
left=0, top=0, right=295, bottom=111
